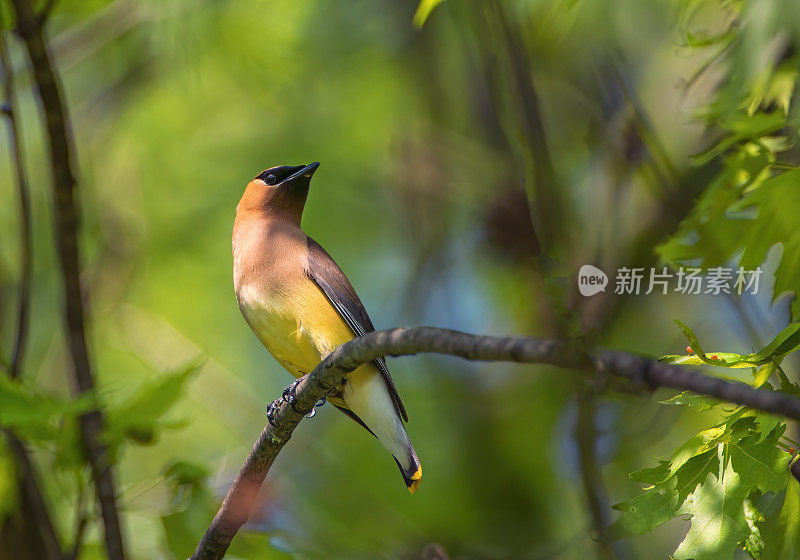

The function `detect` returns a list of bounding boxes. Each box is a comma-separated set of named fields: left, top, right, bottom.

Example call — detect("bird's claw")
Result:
left=266, top=398, right=282, bottom=427
left=305, top=396, right=326, bottom=418
left=281, top=377, right=302, bottom=403
left=273, top=375, right=327, bottom=418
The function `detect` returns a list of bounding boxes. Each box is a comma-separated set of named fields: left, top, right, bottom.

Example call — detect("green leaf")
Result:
left=673, top=456, right=750, bottom=560
left=727, top=424, right=787, bottom=495
left=628, top=460, right=672, bottom=485
left=754, top=363, right=777, bottom=388
left=413, top=0, right=446, bottom=28
left=746, top=410, right=784, bottom=444
left=760, top=483, right=800, bottom=559
left=105, top=363, right=200, bottom=449
left=746, top=59, right=799, bottom=117
left=660, top=353, right=756, bottom=368
left=659, top=167, right=800, bottom=320
left=658, top=148, right=767, bottom=266
left=611, top=420, right=790, bottom=560
left=660, top=391, right=723, bottom=411
left=744, top=497, right=766, bottom=559
left=670, top=424, right=730, bottom=477
left=691, top=111, right=786, bottom=165
left=610, top=448, right=718, bottom=538
left=775, top=367, right=800, bottom=399
left=661, top=320, right=800, bottom=369
left=672, top=319, right=717, bottom=365
left=0, top=376, right=95, bottom=439
left=749, top=323, right=800, bottom=364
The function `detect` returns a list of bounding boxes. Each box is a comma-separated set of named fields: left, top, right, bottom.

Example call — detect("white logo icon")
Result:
left=578, top=265, right=608, bottom=296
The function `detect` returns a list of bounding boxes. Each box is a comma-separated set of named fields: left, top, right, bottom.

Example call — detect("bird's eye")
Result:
left=265, top=174, right=277, bottom=185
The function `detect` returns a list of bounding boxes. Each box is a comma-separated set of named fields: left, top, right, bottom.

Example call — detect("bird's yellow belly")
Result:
left=237, top=280, right=354, bottom=378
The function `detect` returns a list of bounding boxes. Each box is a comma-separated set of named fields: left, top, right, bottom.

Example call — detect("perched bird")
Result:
left=232, top=162, right=422, bottom=493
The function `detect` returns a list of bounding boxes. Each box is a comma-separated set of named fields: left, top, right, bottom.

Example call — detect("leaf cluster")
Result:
left=616, top=317, right=800, bottom=558
left=611, top=413, right=789, bottom=559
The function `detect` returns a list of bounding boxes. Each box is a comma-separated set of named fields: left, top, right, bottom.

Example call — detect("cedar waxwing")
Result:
left=232, top=162, right=422, bottom=493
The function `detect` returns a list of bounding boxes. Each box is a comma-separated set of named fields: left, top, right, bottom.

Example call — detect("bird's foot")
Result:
left=266, top=398, right=282, bottom=427
left=305, top=396, right=326, bottom=418
left=278, top=375, right=326, bottom=418
left=281, top=377, right=304, bottom=404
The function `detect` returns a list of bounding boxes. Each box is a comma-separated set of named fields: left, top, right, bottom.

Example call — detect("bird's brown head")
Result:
left=238, top=162, right=320, bottom=223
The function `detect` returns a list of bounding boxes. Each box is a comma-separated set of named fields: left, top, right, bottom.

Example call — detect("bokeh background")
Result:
left=0, top=0, right=798, bottom=558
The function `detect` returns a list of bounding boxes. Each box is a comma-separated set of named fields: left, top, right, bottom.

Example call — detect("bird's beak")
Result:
left=282, top=162, right=320, bottom=184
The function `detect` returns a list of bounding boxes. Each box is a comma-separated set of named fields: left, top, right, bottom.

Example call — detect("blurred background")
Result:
left=0, top=0, right=798, bottom=558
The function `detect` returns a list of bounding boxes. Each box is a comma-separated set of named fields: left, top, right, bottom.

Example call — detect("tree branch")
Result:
left=1, top=433, right=64, bottom=559
left=1, top=23, right=32, bottom=382
left=9, top=1, right=126, bottom=558
left=0, top=24, right=64, bottom=560
left=192, top=326, right=800, bottom=559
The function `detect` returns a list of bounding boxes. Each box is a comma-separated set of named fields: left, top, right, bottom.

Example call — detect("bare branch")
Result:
left=192, top=326, right=800, bottom=559
left=8, top=1, right=126, bottom=558
left=0, top=27, right=32, bottom=382
left=0, top=24, right=64, bottom=560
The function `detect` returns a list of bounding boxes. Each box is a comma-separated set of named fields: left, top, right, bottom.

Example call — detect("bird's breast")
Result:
left=232, top=216, right=356, bottom=379
left=237, top=278, right=355, bottom=378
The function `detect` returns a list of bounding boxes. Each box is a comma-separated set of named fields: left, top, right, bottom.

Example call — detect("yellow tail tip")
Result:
left=407, top=465, right=422, bottom=493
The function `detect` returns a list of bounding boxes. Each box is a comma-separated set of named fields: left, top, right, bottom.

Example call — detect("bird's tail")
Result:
left=395, top=449, right=422, bottom=494
left=342, top=368, right=422, bottom=493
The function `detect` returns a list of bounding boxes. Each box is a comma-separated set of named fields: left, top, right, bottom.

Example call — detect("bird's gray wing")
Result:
left=305, top=236, right=408, bottom=422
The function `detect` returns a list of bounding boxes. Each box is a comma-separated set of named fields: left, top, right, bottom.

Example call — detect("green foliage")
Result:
left=611, top=417, right=790, bottom=559
left=0, top=375, right=95, bottom=440
left=744, top=497, right=766, bottom=559
left=618, top=319, right=800, bottom=558
left=692, top=112, right=788, bottom=165
left=661, top=391, right=724, bottom=411
left=658, top=0, right=800, bottom=323
left=660, top=320, right=800, bottom=369
left=660, top=165, right=800, bottom=319
left=760, top=482, right=800, bottom=559
left=413, top=0, right=446, bottom=28
left=105, top=364, right=200, bottom=450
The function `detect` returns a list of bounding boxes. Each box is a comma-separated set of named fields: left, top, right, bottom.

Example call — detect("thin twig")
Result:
left=0, top=24, right=64, bottom=560
left=9, top=1, right=126, bottom=558
left=191, top=326, right=800, bottom=559
left=0, top=24, right=32, bottom=381
left=3, top=433, right=64, bottom=559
